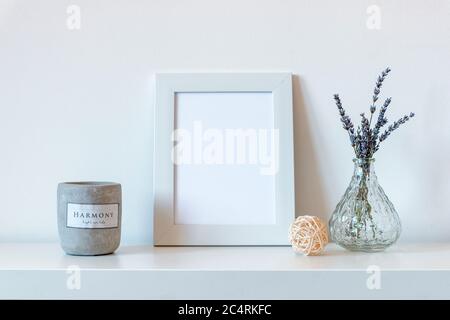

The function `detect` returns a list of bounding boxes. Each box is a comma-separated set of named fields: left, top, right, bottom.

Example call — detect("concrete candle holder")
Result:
left=57, top=182, right=122, bottom=256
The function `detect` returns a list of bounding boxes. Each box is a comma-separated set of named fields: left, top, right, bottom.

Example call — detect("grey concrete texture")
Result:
left=57, top=182, right=122, bottom=256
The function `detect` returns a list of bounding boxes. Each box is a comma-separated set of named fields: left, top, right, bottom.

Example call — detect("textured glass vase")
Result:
left=329, top=158, right=401, bottom=252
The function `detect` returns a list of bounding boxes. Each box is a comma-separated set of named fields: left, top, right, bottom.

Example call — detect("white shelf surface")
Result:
left=1, top=242, right=450, bottom=299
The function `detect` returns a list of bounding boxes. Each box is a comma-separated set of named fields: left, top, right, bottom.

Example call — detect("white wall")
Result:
left=0, top=0, right=449, bottom=244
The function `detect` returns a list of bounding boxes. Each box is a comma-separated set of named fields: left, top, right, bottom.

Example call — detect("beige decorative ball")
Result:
left=289, top=215, right=329, bottom=256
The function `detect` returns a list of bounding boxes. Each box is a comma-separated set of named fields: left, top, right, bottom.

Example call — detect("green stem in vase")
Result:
left=354, top=165, right=376, bottom=239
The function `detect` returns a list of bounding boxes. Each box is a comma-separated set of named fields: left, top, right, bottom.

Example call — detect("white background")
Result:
left=0, top=0, right=449, bottom=244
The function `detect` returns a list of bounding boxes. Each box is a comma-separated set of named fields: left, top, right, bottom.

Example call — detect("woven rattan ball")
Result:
left=289, top=215, right=329, bottom=256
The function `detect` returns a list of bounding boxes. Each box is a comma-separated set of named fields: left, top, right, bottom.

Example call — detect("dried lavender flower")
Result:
left=378, top=113, right=415, bottom=143
left=334, top=94, right=356, bottom=149
left=372, top=97, right=392, bottom=150
left=369, top=67, right=391, bottom=125
left=372, top=68, right=390, bottom=100
left=373, top=68, right=391, bottom=102
left=333, top=68, right=415, bottom=159
left=374, top=98, right=391, bottom=130
left=358, top=113, right=371, bottom=158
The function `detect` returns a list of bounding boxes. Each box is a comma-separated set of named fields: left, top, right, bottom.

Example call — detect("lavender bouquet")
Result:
left=334, top=67, right=414, bottom=159
left=329, top=68, right=415, bottom=252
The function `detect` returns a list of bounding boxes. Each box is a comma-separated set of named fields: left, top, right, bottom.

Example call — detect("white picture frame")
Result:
left=153, top=73, right=295, bottom=246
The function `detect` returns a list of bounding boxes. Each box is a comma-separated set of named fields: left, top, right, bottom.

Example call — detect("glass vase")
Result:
left=329, top=158, right=401, bottom=252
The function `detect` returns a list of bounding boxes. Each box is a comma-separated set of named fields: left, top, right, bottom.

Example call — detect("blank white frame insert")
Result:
left=174, top=92, right=275, bottom=225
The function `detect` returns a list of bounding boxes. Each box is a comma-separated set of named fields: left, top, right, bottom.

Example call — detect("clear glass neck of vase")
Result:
left=352, top=158, right=377, bottom=181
